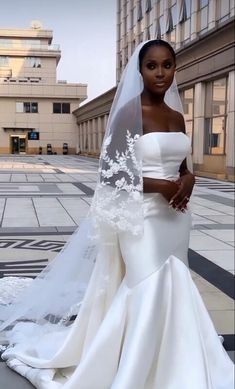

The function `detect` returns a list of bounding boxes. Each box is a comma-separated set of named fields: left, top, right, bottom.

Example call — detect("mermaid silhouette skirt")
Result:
left=2, top=133, right=234, bottom=388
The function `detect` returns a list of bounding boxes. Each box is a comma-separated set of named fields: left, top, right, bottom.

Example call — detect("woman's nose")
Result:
left=155, top=67, right=164, bottom=77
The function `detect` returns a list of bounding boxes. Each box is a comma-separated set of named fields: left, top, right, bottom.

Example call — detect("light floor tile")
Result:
left=189, top=235, right=232, bottom=251
left=57, top=183, right=84, bottom=194
left=33, top=198, right=76, bottom=226
left=208, top=310, right=234, bottom=334
left=201, top=291, right=234, bottom=311
left=2, top=198, right=38, bottom=227
left=196, top=250, right=234, bottom=272
left=202, top=229, right=234, bottom=242
left=204, top=215, right=234, bottom=224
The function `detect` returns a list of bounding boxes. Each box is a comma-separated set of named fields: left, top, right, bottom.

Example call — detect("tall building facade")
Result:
left=116, top=0, right=234, bottom=180
left=0, top=21, right=87, bottom=155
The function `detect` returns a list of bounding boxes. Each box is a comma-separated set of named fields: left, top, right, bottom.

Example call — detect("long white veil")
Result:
left=0, top=40, right=192, bottom=335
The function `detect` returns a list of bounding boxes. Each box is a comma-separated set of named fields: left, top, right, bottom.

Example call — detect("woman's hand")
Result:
left=159, top=180, right=180, bottom=203
left=169, top=173, right=195, bottom=211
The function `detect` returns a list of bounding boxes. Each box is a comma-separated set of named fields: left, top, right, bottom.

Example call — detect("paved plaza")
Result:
left=0, top=154, right=234, bottom=387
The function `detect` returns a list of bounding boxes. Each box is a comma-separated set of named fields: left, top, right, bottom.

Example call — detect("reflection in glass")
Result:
left=183, top=88, right=194, bottom=146
left=204, top=78, right=227, bottom=155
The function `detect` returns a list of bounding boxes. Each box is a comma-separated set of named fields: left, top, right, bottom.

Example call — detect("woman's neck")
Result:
left=141, top=90, right=165, bottom=107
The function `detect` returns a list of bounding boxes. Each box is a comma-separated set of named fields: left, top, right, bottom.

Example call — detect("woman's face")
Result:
left=140, top=45, right=176, bottom=95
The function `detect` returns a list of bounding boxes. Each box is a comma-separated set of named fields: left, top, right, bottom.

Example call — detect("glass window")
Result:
left=16, top=102, right=24, bottom=113
left=62, top=103, right=70, bottom=114
left=137, top=1, right=143, bottom=21
left=0, top=39, right=12, bottom=48
left=25, top=57, right=41, bottom=68
left=0, top=56, right=9, bottom=66
left=16, top=102, right=38, bottom=113
left=180, top=0, right=191, bottom=22
left=204, top=78, right=227, bottom=155
left=53, top=103, right=70, bottom=114
left=129, top=7, right=134, bottom=29
left=200, top=6, right=208, bottom=30
left=31, top=102, right=38, bottom=113
left=217, top=0, right=230, bottom=22
left=159, top=15, right=165, bottom=35
left=146, top=0, right=152, bottom=12
left=53, top=103, right=61, bottom=114
left=22, top=39, right=41, bottom=49
left=133, top=6, right=137, bottom=24
left=166, top=4, right=177, bottom=32
left=182, top=88, right=194, bottom=146
left=199, top=0, right=209, bottom=8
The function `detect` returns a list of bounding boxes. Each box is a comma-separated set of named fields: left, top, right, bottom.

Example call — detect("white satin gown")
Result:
left=2, top=132, right=234, bottom=388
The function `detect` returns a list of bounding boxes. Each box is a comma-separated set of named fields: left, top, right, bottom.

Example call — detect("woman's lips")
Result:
left=154, top=82, right=165, bottom=86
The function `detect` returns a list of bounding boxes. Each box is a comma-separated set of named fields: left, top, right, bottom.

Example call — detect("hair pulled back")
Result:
left=139, top=39, right=176, bottom=70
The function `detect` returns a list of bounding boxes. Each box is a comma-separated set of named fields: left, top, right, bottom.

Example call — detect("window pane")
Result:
left=211, top=117, right=225, bottom=154
left=219, top=0, right=230, bottom=19
left=171, top=4, right=177, bottom=26
left=26, top=57, right=41, bottom=68
left=185, top=120, right=193, bottom=144
left=31, top=102, right=38, bottom=113
left=53, top=103, right=61, bottom=113
left=183, top=88, right=194, bottom=145
left=199, top=0, right=209, bottom=8
left=200, top=6, right=208, bottom=30
left=213, top=78, right=226, bottom=115
left=185, top=0, right=191, bottom=18
left=62, top=103, right=70, bottom=114
left=0, top=56, right=9, bottom=66
left=24, top=102, right=31, bottom=113
left=159, top=15, right=165, bottom=35
left=184, top=88, right=194, bottom=119
left=16, top=102, right=23, bottom=113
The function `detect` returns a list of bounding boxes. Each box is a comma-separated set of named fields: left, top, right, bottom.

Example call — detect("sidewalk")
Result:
left=0, top=155, right=234, bottom=387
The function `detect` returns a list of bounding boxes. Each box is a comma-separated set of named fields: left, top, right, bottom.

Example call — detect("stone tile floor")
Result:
left=0, top=155, right=234, bottom=387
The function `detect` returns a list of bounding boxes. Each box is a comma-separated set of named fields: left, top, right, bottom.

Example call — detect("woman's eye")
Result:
left=147, top=64, right=155, bottom=70
left=165, top=63, right=173, bottom=69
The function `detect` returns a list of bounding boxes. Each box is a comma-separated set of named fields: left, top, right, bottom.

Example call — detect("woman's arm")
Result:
left=143, top=177, right=180, bottom=202
left=170, top=158, right=195, bottom=209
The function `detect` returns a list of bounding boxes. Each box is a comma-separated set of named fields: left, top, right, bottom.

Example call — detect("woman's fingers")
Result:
left=170, top=192, right=190, bottom=211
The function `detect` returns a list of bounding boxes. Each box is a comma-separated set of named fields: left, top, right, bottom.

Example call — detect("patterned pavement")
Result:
left=0, top=155, right=234, bottom=387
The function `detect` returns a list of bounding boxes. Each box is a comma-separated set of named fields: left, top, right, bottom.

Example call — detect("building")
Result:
left=0, top=21, right=87, bottom=155
left=74, top=87, right=115, bottom=157
left=75, top=0, right=234, bottom=181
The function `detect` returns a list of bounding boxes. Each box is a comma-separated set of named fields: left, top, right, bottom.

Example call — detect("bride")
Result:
left=0, top=39, right=233, bottom=388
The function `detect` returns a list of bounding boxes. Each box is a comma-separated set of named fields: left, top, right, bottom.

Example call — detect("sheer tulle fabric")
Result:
left=1, top=133, right=234, bottom=388
left=0, top=40, right=188, bottom=331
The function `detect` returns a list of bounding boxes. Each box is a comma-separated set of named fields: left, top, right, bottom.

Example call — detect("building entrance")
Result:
left=10, top=135, right=26, bottom=154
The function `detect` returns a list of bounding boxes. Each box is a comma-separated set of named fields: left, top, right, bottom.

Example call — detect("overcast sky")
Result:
left=0, top=0, right=117, bottom=102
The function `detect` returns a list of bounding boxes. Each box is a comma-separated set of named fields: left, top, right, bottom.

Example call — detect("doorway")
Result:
left=10, top=135, right=26, bottom=154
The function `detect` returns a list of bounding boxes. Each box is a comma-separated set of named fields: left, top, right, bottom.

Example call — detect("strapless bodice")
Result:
left=136, top=132, right=191, bottom=180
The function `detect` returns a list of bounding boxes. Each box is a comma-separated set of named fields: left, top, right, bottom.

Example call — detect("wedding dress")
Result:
left=1, top=131, right=234, bottom=389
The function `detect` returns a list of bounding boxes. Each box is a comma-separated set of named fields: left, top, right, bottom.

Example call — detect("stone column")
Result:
left=97, top=116, right=103, bottom=152
left=92, top=118, right=97, bottom=153
left=78, top=123, right=82, bottom=153
left=226, top=70, right=235, bottom=175
left=84, top=121, right=88, bottom=152
left=88, top=120, right=92, bottom=152
left=193, top=82, right=206, bottom=165
left=208, top=0, right=216, bottom=30
left=191, top=0, right=198, bottom=41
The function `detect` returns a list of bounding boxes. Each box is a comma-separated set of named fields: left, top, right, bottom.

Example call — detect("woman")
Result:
left=0, top=40, right=233, bottom=388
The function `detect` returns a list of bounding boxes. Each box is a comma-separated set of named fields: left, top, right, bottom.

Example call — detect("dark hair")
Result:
left=139, top=39, right=176, bottom=70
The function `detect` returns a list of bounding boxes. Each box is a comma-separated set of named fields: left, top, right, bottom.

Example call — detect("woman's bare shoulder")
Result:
left=166, top=106, right=185, bottom=131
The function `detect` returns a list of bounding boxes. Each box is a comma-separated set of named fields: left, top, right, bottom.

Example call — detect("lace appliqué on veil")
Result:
left=90, top=130, right=143, bottom=235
